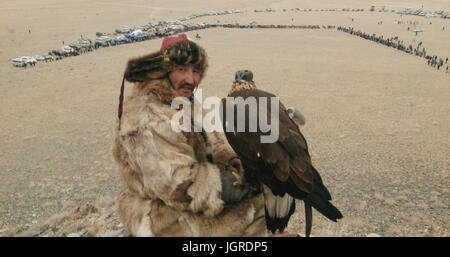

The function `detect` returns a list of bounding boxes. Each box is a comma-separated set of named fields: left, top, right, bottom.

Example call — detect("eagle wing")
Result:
left=220, top=89, right=314, bottom=196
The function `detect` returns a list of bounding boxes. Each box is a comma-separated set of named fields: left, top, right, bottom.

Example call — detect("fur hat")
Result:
left=124, top=34, right=208, bottom=82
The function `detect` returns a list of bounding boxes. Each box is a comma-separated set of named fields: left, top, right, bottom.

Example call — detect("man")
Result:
left=112, top=34, right=266, bottom=236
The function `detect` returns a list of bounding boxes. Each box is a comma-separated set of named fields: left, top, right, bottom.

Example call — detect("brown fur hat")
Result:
left=124, top=35, right=208, bottom=82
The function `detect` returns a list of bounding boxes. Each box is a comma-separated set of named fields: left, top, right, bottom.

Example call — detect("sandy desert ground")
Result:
left=0, top=0, right=449, bottom=237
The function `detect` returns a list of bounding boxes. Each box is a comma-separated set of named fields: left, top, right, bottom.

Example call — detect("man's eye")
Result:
left=193, top=69, right=200, bottom=73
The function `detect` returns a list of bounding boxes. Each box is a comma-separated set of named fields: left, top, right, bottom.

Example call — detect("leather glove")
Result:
left=220, top=170, right=255, bottom=205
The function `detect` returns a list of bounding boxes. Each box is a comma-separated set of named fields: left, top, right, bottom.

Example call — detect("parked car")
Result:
left=113, top=36, right=131, bottom=45
left=95, top=36, right=112, bottom=48
left=11, top=58, right=26, bottom=67
left=32, top=55, right=45, bottom=61
left=115, top=26, right=131, bottom=34
left=41, top=54, right=54, bottom=61
left=21, top=56, right=37, bottom=65
left=11, top=56, right=37, bottom=67
left=126, top=30, right=150, bottom=41
left=49, top=49, right=63, bottom=60
left=62, top=45, right=75, bottom=56
left=68, top=43, right=82, bottom=51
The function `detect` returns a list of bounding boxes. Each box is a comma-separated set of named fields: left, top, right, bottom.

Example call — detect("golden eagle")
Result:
left=220, top=70, right=342, bottom=236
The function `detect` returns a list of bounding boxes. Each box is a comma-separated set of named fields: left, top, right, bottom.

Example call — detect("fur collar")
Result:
left=133, top=78, right=179, bottom=105
left=131, top=78, right=212, bottom=163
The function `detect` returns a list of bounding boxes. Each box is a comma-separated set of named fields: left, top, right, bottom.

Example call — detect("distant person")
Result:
left=446, top=57, right=448, bottom=64
left=28, top=29, right=31, bottom=34
left=446, top=66, right=449, bottom=73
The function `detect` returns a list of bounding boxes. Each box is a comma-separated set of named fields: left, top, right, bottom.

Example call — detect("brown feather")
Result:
left=224, top=87, right=314, bottom=194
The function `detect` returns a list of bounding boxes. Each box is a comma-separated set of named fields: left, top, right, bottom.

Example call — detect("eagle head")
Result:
left=229, top=70, right=257, bottom=95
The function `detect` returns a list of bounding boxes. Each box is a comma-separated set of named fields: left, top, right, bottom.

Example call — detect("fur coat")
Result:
left=112, top=78, right=266, bottom=236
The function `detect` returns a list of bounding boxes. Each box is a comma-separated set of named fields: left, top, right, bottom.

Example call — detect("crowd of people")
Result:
left=427, top=56, right=448, bottom=72
left=337, top=26, right=449, bottom=74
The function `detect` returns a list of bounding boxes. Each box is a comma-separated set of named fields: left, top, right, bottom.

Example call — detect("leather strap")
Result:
left=118, top=75, right=125, bottom=130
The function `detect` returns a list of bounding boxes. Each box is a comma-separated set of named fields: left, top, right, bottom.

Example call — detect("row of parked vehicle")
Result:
left=11, top=37, right=95, bottom=67
left=12, top=6, right=447, bottom=67
left=396, top=8, right=448, bottom=18
left=93, top=30, right=154, bottom=48
left=12, top=18, right=221, bottom=67
left=11, top=56, right=51, bottom=67
left=9, top=19, right=334, bottom=68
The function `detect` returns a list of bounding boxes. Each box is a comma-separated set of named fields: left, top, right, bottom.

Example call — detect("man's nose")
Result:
left=183, top=70, right=195, bottom=85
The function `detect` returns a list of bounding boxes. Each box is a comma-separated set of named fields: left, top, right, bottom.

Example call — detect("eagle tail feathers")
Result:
left=304, top=166, right=343, bottom=222
left=305, top=193, right=342, bottom=222
left=264, top=200, right=295, bottom=234
left=311, top=166, right=332, bottom=200
left=262, top=185, right=296, bottom=234
left=304, top=201, right=312, bottom=237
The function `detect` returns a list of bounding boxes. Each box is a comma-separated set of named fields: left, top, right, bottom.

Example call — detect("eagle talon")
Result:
left=231, top=171, right=243, bottom=186
left=231, top=171, right=241, bottom=180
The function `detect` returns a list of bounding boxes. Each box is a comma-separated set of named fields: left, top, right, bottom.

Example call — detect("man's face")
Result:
left=169, top=64, right=201, bottom=98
